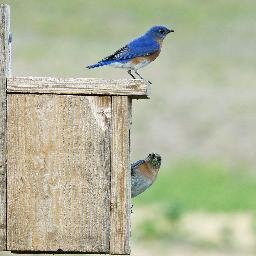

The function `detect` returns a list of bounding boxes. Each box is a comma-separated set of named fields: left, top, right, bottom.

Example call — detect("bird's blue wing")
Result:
left=127, top=36, right=160, bottom=57
left=131, top=159, right=145, bottom=176
left=103, top=35, right=160, bottom=62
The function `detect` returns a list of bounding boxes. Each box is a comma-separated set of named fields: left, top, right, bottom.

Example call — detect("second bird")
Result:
left=131, top=153, right=162, bottom=198
left=86, top=25, right=174, bottom=84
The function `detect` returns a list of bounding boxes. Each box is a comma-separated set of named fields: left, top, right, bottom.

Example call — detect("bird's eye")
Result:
left=159, top=29, right=165, bottom=34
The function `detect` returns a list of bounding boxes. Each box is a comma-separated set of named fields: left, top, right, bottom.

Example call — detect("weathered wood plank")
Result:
left=7, top=94, right=111, bottom=252
left=7, top=77, right=150, bottom=98
left=0, top=4, right=11, bottom=78
left=110, top=96, right=131, bottom=255
left=0, top=4, right=10, bottom=251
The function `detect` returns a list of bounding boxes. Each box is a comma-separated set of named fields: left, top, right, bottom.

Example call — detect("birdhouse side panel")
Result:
left=110, top=96, right=131, bottom=255
left=7, top=94, right=111, bottom=253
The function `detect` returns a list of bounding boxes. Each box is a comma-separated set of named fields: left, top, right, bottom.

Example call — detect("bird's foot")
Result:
left=142, top=79, right=152, bottom=85
left=134, top=71, right=152, bottom=84
left=128, top=70, right=136, bottom=79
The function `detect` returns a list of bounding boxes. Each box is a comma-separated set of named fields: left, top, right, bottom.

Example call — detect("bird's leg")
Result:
left=134, top=70, right=152, bottom=84
left=127, top=70, right=136, bottom=79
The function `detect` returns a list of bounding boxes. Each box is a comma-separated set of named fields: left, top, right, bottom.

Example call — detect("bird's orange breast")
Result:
left=138, top=162, right=156, bottom=181
left=130, top=50, right=161, bottom=65
left=147, top=50, right=161, bottom=61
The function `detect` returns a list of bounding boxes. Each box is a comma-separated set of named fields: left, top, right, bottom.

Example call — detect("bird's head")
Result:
left=145, top=25, right=174, bottom=40
left=147, top=153, right=162, bottom=169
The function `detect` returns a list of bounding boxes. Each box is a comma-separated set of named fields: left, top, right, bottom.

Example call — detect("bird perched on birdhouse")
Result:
left=86, top=25, right=174, bottom=84
left=131, top=153, right=161, bottom=198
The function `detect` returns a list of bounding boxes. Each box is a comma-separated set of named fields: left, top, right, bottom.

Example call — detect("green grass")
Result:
left=134, top=160, right=256, bottom=212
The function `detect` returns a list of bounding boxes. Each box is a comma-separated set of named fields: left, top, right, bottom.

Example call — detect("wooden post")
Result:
left=0, top=3, right=10, bottom=251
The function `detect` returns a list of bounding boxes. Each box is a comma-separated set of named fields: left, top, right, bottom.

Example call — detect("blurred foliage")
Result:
left=137, top=220, right=160, bottom=240
left=135, top=212, right=186, bottom=241
left=220, top=225, right=233, bottom=247
left=251, top=213, right=256, bottom=237
left=164, top=201, right=184, bottom=223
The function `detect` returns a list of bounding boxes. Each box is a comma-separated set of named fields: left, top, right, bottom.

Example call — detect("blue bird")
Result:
left=86, top=25, right=174, bottom=84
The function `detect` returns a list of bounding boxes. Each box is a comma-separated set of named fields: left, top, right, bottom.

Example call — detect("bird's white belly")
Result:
left=109, top=59, right=150, bottom=70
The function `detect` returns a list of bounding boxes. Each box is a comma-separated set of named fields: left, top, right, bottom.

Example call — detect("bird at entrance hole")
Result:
left=131, top=153, right=161, bottom=198
left=86, top=25, right=174, bottom=84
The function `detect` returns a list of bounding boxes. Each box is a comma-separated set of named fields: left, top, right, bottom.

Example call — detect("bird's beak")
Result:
left=168, top=29, right=174, bottom=33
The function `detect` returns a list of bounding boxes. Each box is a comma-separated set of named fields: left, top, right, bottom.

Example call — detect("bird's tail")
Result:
left=86, top=60, right=112, bottom=69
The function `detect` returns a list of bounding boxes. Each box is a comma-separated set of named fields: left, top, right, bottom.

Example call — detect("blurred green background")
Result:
left=2, top=0, right=256, bottom=255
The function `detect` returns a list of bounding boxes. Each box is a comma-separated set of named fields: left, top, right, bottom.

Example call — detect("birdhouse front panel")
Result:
left=7, top=94, right=113, bottom=252
left=0, top=75, right=148, bottom=254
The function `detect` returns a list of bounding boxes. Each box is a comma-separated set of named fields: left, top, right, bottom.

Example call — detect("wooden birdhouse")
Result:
left=0, top=4, right=150, bottom=255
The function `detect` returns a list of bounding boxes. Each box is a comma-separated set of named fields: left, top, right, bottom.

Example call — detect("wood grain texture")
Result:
left=7, top=77, right=150, bottom=99
left=0, top=4, right=10, bottom=251
left=110, top=96, right=131, bottom=255
left=7, top=94, right=112, bottom=252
